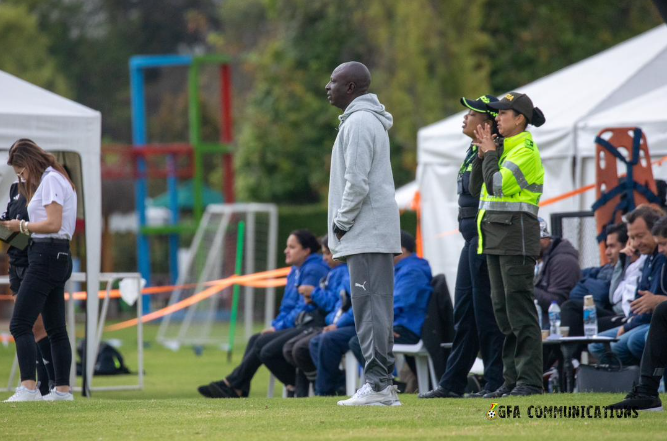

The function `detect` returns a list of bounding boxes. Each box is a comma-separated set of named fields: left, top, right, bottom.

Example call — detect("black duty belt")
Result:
left=458, top=207, right=478, bottom=220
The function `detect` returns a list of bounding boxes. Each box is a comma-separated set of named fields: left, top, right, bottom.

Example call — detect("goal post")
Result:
left=156, top=203, right=278, bottom=350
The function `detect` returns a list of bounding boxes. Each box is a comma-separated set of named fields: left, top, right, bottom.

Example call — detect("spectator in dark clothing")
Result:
left=589, top=207, right=667, bottom=365
left=534, top=218, right=581, bottom=326
left=1, top=181, right=55, bottom=396
left=561, top=224, right=640, bottom=337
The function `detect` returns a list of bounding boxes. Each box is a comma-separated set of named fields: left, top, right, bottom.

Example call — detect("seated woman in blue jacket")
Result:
left=197, top=230, right=329, bottom=398
left=277, top=235, right=353, bottom=397
left=349, top=230, right=433, bottom=378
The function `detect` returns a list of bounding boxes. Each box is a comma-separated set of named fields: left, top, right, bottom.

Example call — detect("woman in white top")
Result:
left=2, top=139, right=77, bottom=402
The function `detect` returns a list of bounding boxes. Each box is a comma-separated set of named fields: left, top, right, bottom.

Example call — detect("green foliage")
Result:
left=0, top=0, right=663, bottom=205
left=227, top=0, right=491, bottom=203
left=484, top=0, right=662, bottom=92
left=0, top=3, right=71, bottom=96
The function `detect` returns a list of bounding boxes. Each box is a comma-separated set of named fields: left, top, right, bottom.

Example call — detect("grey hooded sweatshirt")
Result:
left=327, top=93, right=401, bottom=260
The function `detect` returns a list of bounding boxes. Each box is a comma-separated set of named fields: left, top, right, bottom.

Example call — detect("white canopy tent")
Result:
left=0, top=70, right=101, bottom=396
left=416, top=25, right=667, bottom=293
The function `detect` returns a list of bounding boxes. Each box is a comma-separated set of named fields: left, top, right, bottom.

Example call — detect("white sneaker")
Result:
left=43, top=389, right=74, bottom=401
left=337, top=383, right=402, bottom=407
left=4, top=386, right=44, bottom=402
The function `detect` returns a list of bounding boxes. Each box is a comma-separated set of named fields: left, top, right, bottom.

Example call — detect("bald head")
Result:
left=326, top=61, right=371, bottom=110
left=335, top=62, right=371, bottom=93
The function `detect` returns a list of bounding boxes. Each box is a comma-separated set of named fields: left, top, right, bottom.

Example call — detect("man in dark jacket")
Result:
left=534, top=218, right=581, bottom=326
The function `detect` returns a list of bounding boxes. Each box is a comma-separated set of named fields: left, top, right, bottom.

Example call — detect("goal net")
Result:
left=156, top=203, right=278, bottom=351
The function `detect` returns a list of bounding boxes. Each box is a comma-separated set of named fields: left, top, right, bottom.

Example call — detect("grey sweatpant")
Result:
left=347, top=252, right=395, bottom=391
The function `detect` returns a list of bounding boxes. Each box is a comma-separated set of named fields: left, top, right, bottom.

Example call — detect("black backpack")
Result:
left=76, top=340, right=131, bottom=376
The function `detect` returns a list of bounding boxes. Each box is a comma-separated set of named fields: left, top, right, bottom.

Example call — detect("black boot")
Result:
left=418, top=386, right=462, bottom=399
left=483, top=383, right=515, bottom=398
left=608, top=383, right=663, bottom=412
left=509, top=384, right=543, bottom=396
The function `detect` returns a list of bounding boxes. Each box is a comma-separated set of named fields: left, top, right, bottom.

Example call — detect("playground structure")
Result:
left=103, top=55, right=235, bottom=313
left=120, top=54, right=235, bottom=312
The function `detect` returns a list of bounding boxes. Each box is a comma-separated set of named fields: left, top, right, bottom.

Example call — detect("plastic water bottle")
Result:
left=583, top=295, right=598, bottom=338
left=548, top=301, right=561, bottom=336
left=534, top=299, right=543, bottom=330
left=547, top=367, right=560, bottom=393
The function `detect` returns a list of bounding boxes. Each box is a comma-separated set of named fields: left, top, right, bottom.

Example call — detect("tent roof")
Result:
left=582, top=83, right=667, bottom=127
left=0, top=70, right=98, bottom=118
left=419, top=25, right=667, bottom=164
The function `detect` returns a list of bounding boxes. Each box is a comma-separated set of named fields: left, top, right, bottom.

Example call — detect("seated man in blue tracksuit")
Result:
left=348, top=230, right=433, bottom=377
left=589, top=207, right=667, bottom=365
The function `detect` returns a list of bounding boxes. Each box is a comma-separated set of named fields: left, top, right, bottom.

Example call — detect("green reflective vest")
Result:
left=477, top=131, right=544, bottom=254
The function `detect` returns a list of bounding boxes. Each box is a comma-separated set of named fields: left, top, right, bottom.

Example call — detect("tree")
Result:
left=484, top=0, right=663, bottom=92
left=0, top=3, right=71, bottom=96
left=227, top=0, right=490, bottom=203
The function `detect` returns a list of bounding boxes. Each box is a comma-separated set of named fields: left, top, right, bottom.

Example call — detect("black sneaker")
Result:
left=483, top=384, right=515, bottom=398
left=208, top=380, right=240, bottom=398
left=418, top=386, right=462, bottom=399
left=466, top=389, right=492, bottom=398
left=197, top=384, right=213, bottom=398
left=509, top=385, right=543, bottom=396
left=608, top=384, right=663, bottom=412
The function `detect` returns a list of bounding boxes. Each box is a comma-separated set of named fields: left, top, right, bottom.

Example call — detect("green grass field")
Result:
left=1, top=324, right=665, bottom=440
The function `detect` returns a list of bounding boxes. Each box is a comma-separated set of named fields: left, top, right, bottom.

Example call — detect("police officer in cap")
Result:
left=472, top=92, right=546, bottom=397
left=419, top=95, right=504, bottom=399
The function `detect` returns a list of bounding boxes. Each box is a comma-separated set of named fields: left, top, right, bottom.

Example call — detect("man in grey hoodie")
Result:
left=325, top=61, right=402, bottom=407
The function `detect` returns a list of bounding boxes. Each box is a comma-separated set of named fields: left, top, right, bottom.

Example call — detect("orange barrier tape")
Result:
left=539, top=184, right=596, bottom=208
left=105, top=267, right=291, bottom=332
left=0, top=269, right=290, bottom=302
left=436, top=229, right=459, bottom=239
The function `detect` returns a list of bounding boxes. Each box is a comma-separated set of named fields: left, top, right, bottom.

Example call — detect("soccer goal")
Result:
left=156, top=203, right=279, bottom=352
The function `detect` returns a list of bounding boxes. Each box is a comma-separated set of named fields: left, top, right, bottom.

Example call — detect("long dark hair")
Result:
left=7, top=139, right=76, bottom=202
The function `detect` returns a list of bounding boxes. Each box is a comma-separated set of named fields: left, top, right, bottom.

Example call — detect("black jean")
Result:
left=283, top=327, right=321, bottom=373
left=281, top=327, right=321, bottom=397
left=226, top=327, right=302, bottom=396
left=10, top=241, right=73, bottom=386
left=640, top=301, right=667, bottom=393
left=9, top=265, right=28, bottom=295
left=439, top=236, right=504, bottom=394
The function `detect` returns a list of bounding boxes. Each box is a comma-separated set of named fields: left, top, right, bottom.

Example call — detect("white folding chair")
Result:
left=393, top=340, right=437, bottom=393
